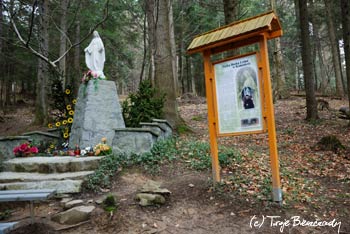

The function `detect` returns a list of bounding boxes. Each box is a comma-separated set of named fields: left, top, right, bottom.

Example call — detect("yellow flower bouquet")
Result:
left=94, top=137, right=112, bottom=156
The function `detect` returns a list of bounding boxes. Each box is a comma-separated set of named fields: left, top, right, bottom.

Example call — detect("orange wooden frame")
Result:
left=188, top=12, right=283, bottom=203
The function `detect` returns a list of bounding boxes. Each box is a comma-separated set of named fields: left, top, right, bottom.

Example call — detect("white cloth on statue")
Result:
left=84, top=31, right=106, bottom=78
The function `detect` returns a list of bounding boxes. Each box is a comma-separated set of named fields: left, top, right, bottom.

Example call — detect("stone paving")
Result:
left=0, top=156, right=103, bottom=193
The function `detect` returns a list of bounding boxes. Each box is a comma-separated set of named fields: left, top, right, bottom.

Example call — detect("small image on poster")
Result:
left=214, top=53, right=263, bottom=135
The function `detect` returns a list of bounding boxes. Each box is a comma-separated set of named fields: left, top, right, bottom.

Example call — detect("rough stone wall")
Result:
left=113, top=129, right=158, bottom=155
left=69, top=80, right=125, bottom=148
left=0, top=136, right=30, bottom=160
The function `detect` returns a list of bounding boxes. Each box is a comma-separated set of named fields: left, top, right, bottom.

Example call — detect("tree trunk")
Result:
left=0, top=0, right=2, bottom=59
left=178, top=10, right=185, bottom=94
left=59, top=0, right=68, bottom=89
left=315, top=9, right=330, bottom=95
left=0, top=0, right=3, bottom=110
left=341, top=0, right=350, bottom=124
left=152, top=0, right=180, bottom=126
left=5, top=68, right=11, bottom=106
left=324, top=0, right=344, bottom=97
left=270, top=0, right=289, bottom=99
left=168, top=0, right=178, bottom=96
left=223, top=0, right=239, bottom=57
left=297, top=0, right=318, bottom=120
left=309, top=0, right=318, bottom=91
left=3, top=0, right=15, bottom=108
left=186, top=56, right=196, bottom=95
left=12, top=81, right=16, bottom=104
left=139, top=7, right=147, bottom=83
left=34, top=0, right=49, bottom=125
left=223, top=0, right=238, bottom=24
left=73, top=20, right=81, bottom=95
left=145, top=0, right=156, bottom=83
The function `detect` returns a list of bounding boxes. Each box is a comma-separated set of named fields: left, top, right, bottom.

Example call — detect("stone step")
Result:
left=0, top=179, right=83, bottom=193
left=3, top=156, right=103, bottom=173
left=0, top=171, right=95, bottom=183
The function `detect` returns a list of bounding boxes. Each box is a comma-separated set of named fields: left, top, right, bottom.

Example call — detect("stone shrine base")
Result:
left=0, top=119, right=172, bottom=193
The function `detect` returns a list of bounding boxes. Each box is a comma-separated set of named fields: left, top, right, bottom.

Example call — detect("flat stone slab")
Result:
left=51, top=205, right=95, bottom=225
left=152, top=119, right=172, bottom=138
left=22, top=131, right=60, bottom=139
left=0, top=171, right=95, bottom=183
left=3, top=156, right=103, bottom=173
left=64, top=199, right=84, bottom=209
left=0, top=179, right=83, bottom=193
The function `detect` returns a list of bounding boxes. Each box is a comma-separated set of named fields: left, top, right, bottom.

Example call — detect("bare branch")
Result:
left=5, top=0, right=110, bottom=71
left=25, top=0, right=38, bottom=47
left=52, top=0, right=110, bottom=65
left=51, top=16, right=72, bottom=47
left=10, top=15, right=57, bottom=68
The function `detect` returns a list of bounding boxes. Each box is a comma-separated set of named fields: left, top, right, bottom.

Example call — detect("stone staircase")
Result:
left=0, top=119, right=173, bottom=194
left=0, top=156, right=103, bottom=193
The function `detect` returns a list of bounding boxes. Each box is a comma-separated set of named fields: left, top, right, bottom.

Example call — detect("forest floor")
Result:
left=0, top=96, right=349, bottom=234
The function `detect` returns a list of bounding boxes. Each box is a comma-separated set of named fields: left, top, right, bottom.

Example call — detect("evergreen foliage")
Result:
left=50, top=77, right=66, bottom=113
left=122, top=80, right=165, bottom=127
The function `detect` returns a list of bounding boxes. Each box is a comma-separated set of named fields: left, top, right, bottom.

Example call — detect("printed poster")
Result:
left=214, top=53, right=263, bottom=135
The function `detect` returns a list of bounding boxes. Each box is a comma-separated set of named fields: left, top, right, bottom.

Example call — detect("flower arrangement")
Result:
left=13, top=142, right=39, bottom=157
left=94, top=137, right=112, bottom=156
left=81, top=70, right=106, bottom=94
left=48, top=87, right=76, bottom=140
left=81, top=70, right=104, bottom=84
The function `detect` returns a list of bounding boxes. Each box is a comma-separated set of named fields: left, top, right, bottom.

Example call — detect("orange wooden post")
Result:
left=259, top=34, right=282, bottom=203
left=203, top=50, right=221, bottom=183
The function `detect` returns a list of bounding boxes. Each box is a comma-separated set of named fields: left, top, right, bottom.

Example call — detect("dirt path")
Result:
left=61, top=168, right=270, bottom=234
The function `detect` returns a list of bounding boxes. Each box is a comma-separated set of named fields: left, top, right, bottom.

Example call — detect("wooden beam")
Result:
left=203, top=50, right=220, bottom=183
left=259, top=33, right=282, bottom=203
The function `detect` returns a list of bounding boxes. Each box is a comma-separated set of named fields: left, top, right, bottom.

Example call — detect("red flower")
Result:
left=13, top=142, right=39, bottom=156
left=19, top=143, right=29, bottom=152
left=13, top=146, right=21, bottom=154
left=91, top=71, right=98, bottom=78
left=29, top=147, right=39, bottom=154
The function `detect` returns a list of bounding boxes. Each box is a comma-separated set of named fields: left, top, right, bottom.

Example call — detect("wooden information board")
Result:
left=187, top=11, right=283, bottom=203
left=213, top=53, right=266, bottom=136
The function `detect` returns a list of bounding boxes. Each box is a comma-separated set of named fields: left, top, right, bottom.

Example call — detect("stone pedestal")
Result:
left=69, top=80, right=125, bottom=148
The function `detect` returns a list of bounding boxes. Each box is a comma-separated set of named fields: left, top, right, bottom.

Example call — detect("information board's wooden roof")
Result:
left=187, top=11, right=282, bottom=54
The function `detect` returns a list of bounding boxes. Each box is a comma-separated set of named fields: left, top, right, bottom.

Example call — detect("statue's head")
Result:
left=93, top=31, right=99, bottom=38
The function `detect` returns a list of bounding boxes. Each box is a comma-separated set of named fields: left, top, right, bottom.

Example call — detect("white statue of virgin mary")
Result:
left=84, top=31, right=106, bottom=78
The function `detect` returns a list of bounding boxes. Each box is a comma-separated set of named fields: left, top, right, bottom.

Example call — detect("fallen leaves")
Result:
left=179, top=97, right=350, bottom=213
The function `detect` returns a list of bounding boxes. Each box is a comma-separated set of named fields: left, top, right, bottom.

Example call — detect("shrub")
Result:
left=129, top=138, right=177, bottom=173
left=122, top=80, right=165, bottom=127
left=84, top=138, right=241, bottom=191
left=103, top=194, right=118, bottom=212
left=178, top=140, right=241, bottom=170
left=316, top=135, right=345, bottom=153
left=84, top=154, right=125, bottom=191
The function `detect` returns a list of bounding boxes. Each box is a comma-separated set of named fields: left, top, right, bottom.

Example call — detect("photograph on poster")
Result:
left=214, top=53, right=263, bottom=135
